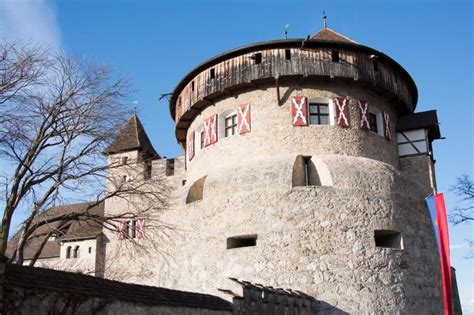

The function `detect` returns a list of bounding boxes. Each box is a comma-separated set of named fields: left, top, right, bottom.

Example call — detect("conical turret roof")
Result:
left=310, top=28, right=358, bottom=44
left=103, top=114, right=160, bottom=159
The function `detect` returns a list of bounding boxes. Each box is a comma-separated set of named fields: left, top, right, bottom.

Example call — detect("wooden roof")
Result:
left=103, top=114, right=160, bottom=159
left=6, top=202, right=104, bottom=260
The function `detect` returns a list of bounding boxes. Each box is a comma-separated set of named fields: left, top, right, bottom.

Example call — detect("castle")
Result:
left=9, top=26, right=445, bottom=313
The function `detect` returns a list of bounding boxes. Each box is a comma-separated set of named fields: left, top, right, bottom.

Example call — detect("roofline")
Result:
left=169, top=38, right=419, bottom=120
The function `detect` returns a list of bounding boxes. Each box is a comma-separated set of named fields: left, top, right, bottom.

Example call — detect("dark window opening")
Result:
left=122, top=175, right=127, bottom=184
left=309, top=103, right=329, bottom=125
left=144, top=161, right=152, bottom=180
left=88, top=247, right=92, bottom=254
left=373, top=60, right=379, bottom=72
left=182, top=180, right=187, bottom=186
left=210, top=68, right=215, bottom=79
left=293, top=155, right=321, bottom=187
left=131, top=220, right=137, bottom=239
left=200, top=130, right=205, bottom=149
left=285, top=49, right=291, bottom=61
left=121, top=156, right=128, bottom=165
left=166, top=158, right=175, bottom=176
left=227, top=235, right=257, bottom=249
left=374, top=230, right=402, bottom=249
left=66, top=246, right=72, bottom=259
left=331, top=50, right=340, bottom=62
left=303, top=156, right=311, bottom=186
left=191, top=81, right=195, bottom=91
left=254, top=53, right=262, bottom=64
left=73, top=246, right=80, bottom=258
left=369, top=113, right=378, bottom=133
left=224, top=114, right=238, bottom=137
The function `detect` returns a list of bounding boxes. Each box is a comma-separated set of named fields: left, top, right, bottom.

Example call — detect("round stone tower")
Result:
left=165, top=27, right=443, bottom=313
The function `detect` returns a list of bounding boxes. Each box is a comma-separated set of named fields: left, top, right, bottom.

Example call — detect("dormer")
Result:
left=396, top=110, right=441, bottom=158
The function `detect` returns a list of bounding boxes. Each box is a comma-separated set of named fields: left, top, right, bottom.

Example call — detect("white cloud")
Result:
left=0, top=0, right=62, bottom=50
left=451, top=243, right=468, bottom=250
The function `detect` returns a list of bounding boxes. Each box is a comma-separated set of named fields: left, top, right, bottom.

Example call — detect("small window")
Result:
left=66, top=246, right=72, bottom=259
left=131, top=220, right=137, bottom=239
left=210, top=68, right=215, bottom=79
left=88, top=247, right=92, bottom=254
left=309, top=103, right=330, bottom=125
left=73, top=246, right=80, bottom=258
left=285, top=49, right=291, bottom=61
left=182, top=180, right=187, bottom=186
left=121, top=156, right=128, bottom=165
left=144, top=161, right=152, bottom=180
left=331, top=50, right=340, bottom=62
left=373, top=60, right=379, bottom=72
left=166, top=159, right=175, bottom=176
left=191, top=81, right=195, bottom=91
left=227, top=235, right=257, bottom=249
left=200, top=130, right=205, bottom=149
left=369, top=113, right=378, bottom=133
left=121, top=175, right=127, bottom=184
left=374, top=230, right=402, bottom=249
left=254, top=53, right=262, bottom=64
left=224, top=113, right=238, bottom=137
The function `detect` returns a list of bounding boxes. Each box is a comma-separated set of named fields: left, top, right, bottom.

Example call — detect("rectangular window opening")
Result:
left=88, top=247, right=92, bottom=254
left=200, top=130, right=204, bottom=149
left=309, top=103, right=330, bottom=125
left=303, top=156, right=311, bottom=186
left=182, top=180, right=187, bottom=186
left=254, top=53, right=262, bottom=64
left=166, top=158, right=175, bottom=176
left=369, top=113, right=378, bottom=133
left=331, top=50, right=340, bottom=63
left=191, top=81, right=195, bottom=91
left=121, top=156, right=128, bottom=165
left=227, top=235, right=257, bottom=249
left=224, top=114, right=238, bottom=137
left=285, top=49, right=291, bottom=61
left=210, top=68, right=215, bottom=79
left=374, top=230, right=402, bottom=249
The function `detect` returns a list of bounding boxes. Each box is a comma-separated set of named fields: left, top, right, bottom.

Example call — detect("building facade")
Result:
left=102, top=27, right=444, bottom=313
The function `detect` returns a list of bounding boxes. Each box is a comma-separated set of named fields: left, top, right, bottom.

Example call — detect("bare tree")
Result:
left=0, top=41, right=169, bottom=264
left=450, top=174, right=474, bottom=257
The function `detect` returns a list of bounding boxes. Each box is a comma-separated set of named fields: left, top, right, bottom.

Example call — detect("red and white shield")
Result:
left=334, top=97, right=350, bottom=128
left=291, top=96, right=308, bottom=126
left=357, top=100, right=370, bottom=130
left=238, top=103, right=251, bottom=134
left=209, top=114, right=218, bottom=144
left=383, top=111, right=391, bottom=140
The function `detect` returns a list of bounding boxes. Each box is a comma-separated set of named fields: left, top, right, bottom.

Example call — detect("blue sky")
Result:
left=1, top=0, right=472, bottom=312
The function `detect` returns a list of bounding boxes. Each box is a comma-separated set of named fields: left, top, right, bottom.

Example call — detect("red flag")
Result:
left=435, top=193, right=452, bottom=315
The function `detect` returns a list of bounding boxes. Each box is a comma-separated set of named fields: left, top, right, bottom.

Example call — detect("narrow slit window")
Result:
left=88, top=247, right=92, bottom=254
left=210, top=68, right=215, bottom=79
left=369, top=113, right=378, bottom=133
left=66, top=246, right=72, bottom=259
left=331, top=50, right=340, bottom=62
left=227, top=235, right=257, bottom=249
left=191, top=81, right=195, bottom=91
left=374, top=230, right=402, bottom=249
left=254, top=53, right=262, bottom=64
left=144, top=161, right=152, bottom=180
left=285, top=49, right=291, bottom=61
left=373, top=60, right=379, bottom=72
left=303, top=156, right=311, bottom=186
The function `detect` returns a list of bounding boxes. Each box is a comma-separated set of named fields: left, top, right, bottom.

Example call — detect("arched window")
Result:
left=292, top=155, right=333, bottom=187
left=66, top=246, right=72, bottom=259
left=73, top=246, right=80, bottom=258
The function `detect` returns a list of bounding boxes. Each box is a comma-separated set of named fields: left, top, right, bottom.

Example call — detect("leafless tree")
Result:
left=450, top=174, right=474, bottom=258
left=0, top=41, right=170, bottom=264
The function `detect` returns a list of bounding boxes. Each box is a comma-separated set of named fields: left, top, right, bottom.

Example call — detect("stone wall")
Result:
left=103, top=81, right=443, bottom=313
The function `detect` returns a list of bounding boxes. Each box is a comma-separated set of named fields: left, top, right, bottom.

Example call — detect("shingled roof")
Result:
left=6, top=202, right=104, bottom=260
left=310, top=28, right=358, bottom=44
left=5, top=263, right=233, bottom=311
left=103, top=114, right=160, bottom=159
